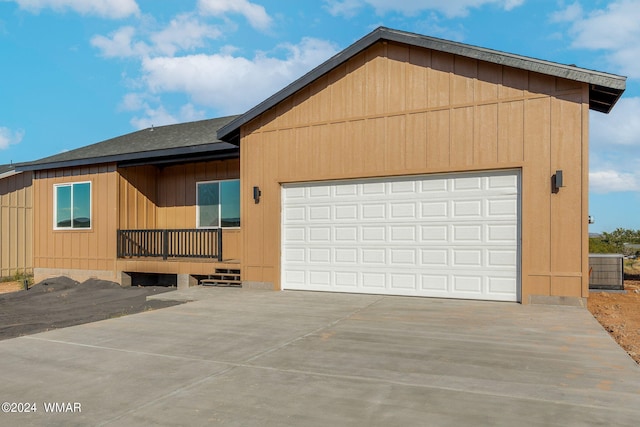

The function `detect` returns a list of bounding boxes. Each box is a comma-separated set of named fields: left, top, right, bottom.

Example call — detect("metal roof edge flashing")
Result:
left=18, top=143, right=239, bottom=172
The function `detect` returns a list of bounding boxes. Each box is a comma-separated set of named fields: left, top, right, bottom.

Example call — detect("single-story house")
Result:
left=18, top=116, right=241, bottom=287
left=17, top=27, right=626, bottom=304
left=0, top=163, right=33, bottom=278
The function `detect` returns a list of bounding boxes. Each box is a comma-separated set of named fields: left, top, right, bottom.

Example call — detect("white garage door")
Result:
left=281, top=170, right=520, bottom=302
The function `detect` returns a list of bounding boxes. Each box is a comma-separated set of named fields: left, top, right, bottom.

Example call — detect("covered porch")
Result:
left=117, top=228, right=224, bottom=261
left=115, top=227, right=241, bottom=288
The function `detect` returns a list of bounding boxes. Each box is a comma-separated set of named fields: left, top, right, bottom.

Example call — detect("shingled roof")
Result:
left=19, top=115, right=240, bottom=172
left=0, top=164, right=15, bottom=175
left=0, top=163, right=25, bottom=179
left=218, top=26, right=626, bottom=143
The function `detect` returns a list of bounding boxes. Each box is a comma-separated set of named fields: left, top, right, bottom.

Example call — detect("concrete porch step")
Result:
left=200, top=269, right=241, bottom=287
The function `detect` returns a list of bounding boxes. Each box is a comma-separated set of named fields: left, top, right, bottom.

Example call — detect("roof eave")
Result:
left=17, top=142, right=239, bottom=172
left=0, top=169, right=20, bottom=180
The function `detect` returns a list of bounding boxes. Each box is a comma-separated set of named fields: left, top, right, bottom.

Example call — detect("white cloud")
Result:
left=590, top=170, right=640, bottom=193
left=128, top=106, right=176, bottom=130
left=119, top=92, right=148, bottom=111
left=6, top=0, right=139, bottom=19
left=150, top=14, right=222, bottom=56
left=198, top=0, right=272, bottom=30
left=140, top=37, right=339, bottom=114
left=554, top=0, right=640, bottom=78
left=589, top=97, right=640, bottom=194
left=126, top=97, right=207, bottom=130
left=591, top=97, right=640, bottom=148
left=91, top=15, right=222, bottom=58
left=415, top=14, right=466, bottom=41
left=549, top=2, right=583, bottom=23
left=91, top=26, right=149, bottom=58
left=0, top=127, right=24, bottom=150
left=324, top=0, right=524, bottom=18
left=324, top=0, right=363, bottom=16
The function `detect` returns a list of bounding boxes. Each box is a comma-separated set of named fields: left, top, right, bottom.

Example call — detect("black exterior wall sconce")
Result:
left=253, top=186, right=261, bottom=204
left=552, top=170, right=564, bottom=193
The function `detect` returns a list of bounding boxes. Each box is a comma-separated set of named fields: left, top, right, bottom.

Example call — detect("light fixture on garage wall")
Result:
left=253, top=186, right=261, bottom=204
left=552, top=170, right=564, bottom=193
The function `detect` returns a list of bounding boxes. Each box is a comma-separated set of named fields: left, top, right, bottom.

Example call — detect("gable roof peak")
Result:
left=217, top=26, right=626, bottom=142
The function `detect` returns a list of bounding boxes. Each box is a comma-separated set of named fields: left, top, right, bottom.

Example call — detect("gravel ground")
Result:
left=0, top=277, right=183, bottom=340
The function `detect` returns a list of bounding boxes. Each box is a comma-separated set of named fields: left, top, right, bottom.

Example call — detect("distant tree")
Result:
left=589, top=237, right=619, bottom=254
left=598, top=228, right=640, bottom=255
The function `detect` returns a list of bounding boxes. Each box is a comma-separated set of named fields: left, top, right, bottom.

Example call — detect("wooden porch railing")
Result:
left=117, top=229, right=223, bottom=261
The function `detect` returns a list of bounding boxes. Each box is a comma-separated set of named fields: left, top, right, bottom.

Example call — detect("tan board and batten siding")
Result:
left=0, top=171, right=33, bottom=277
left=32, top=160, right=240, bottom=283
left=33, top=165, right=119, bottom=281
left=241, top=41, right=589, bottom=303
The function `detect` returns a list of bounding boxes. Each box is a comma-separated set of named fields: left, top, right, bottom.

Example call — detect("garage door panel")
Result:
left=391, top=203, right=417, bottom=219
left=390, top=226, right=417, bottom=242
left=488, top=250, right=517, bottom=267
left=488, top=224, right=517, bottom=242
left=335, top=271, right=358, bottom=287
left=453, top=275, right=483, bottom=293
left=488, top=198, right=518, bottom=216
left=309, top=185, right=330, bottom=198
left=362, top=272, right=385, bottom=288
left=421, top=249, right=448, bottom=266
left=282, top=170, right=520, bottom=302
left=285, top=270, right=305, bottom=286
left=309, top=227, right=331, bottom=242
left=335, top=183, right=358, bottom=196
left=309, top=248, right=331, bottom=263
left=453, top=225, right=482, bottom=242
left=362, top=203, right=386, bottom=219
left=488, top=173, right=518, bottom=189
left=362, top=248, right=385, bottom=264
left=390, top=274, right=416, bottom=290
left=335, top=248, right=357, bottom=263
left=390, top=248, right=417, bottom=265
left=421, top=201, right=448, bottom=218
left=309, top=270, right=331, bottom=287
left=335, top=204, right=358, bottom=220
left=420, top=275, right=449, bottom=291
left=488, top=276, right=518, bottom=294
left=284, top=206, right=305, bottom=221
left=421, top=225, right=448, bottom=241
left=285, top=227, right=305, bottom=241
left=453, top=176, right=483, bottom=191
left=420, top=179, right=447, bottom=192
left=309, top=205, right=331, bottom=221
left=284, top=247, right=305, bottom=263
left=452, top=249, right=482, bottom=267
left=453, top=200, right=483, bottom=217
left=362, top=226, right=385, bottom=241
left=391, top=180, right=416, bottom=193
left=363, top=182, right=385, bottom=195
left=335, top=226, right=357, bottom=241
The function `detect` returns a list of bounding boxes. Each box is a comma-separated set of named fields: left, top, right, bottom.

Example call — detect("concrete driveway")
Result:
left=1, top=288, right=640, bottom=426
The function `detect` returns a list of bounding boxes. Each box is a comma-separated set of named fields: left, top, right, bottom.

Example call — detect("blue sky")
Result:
left=1, top=0, right=639, bottom=233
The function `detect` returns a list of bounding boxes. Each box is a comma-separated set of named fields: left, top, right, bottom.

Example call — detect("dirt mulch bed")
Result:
left=0, top=281, right=25, bottom=294
left=588, top=280, right=640, bottom=364
left=0, top=277, right=183, bottom=340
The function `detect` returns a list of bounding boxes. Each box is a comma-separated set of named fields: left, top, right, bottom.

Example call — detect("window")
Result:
left=54, top=182, right=91, bottom=229
left=197, top=180, right=240, bottom=228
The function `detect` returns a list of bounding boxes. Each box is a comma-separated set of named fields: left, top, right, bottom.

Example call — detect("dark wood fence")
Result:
left=117, top=229, right=222, bottom=260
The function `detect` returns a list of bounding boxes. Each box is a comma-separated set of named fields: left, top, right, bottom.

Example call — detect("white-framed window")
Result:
left=54, top=182, right=92, bottom=229
left=196, top=179, right=240, bottom=228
